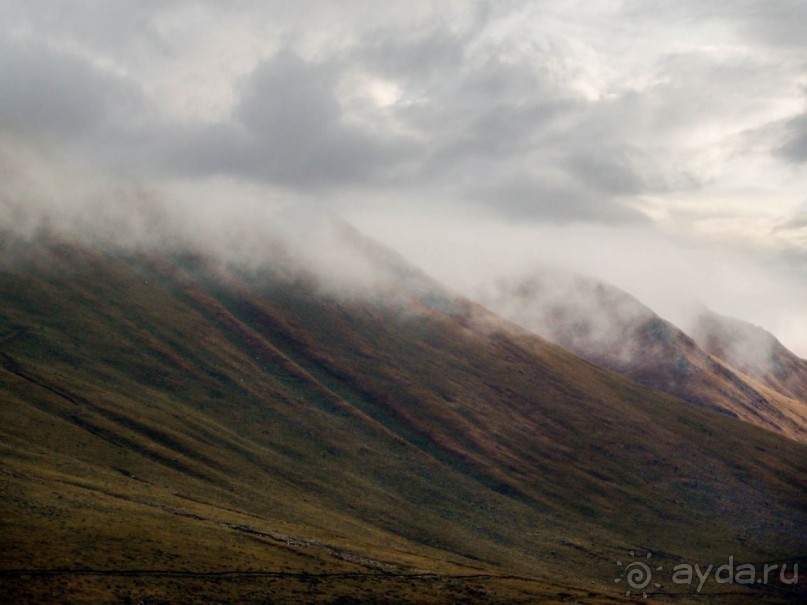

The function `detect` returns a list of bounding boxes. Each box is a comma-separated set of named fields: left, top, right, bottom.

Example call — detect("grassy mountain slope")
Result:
left=691, top=310, right=807, bottom=404
left=478, top=272, right=807, bottom=443
left=1, top=231, right=805, bottom=604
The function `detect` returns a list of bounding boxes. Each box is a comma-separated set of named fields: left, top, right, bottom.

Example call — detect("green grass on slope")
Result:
left=0, top=236, right=805, bottom=604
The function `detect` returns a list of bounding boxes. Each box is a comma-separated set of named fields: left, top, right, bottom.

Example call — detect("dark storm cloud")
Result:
left=351, top=26, right=654, bottom=223
left=564, top=149, right=646, bottom=197
left=778, top=112, right=807, bottom=163
left=1, top=0, right=804, bottom=228
left=154, top=23, right=653, bottom=222
left=468, top=172, right=649, bottom=224
left=0, top=2, right=707, bottom=224
left=719, top=0, right=807, bottom=50
left=406, top=54, right=577, bottom=162
left=0, top=1, right=651, bottom=224
left=0, top=37, right=416, bottom=189
left=166, top=49, right=417, bottom=188
left=0, top=40, right=145, bottom=139
left=360, top=26, right=468, bottom=83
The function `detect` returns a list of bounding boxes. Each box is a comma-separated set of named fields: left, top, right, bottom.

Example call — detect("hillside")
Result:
left=478, top=271, right=807, bottom=444
left=1, top=229, right=806, bottom=604
left=690, top=309, right=807, bottom=404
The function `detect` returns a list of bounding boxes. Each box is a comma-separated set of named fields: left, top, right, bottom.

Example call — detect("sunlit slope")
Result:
left=480, top=272, right=807, bottom=443
left=1, top=233, right=805, bottom=603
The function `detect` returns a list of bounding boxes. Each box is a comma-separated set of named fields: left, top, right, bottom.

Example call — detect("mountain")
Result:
left=477, top=271, right=807, bottom=445
left=1, top=228, right=806, bottom=604
left=690, top=309, right=807, bottom=404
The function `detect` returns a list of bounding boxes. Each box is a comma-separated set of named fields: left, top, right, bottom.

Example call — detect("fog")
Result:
left=352, top=209, right=807, bottom=357
left=0, top=136, right=437, bottom=306
left=1, top=1, right=805, bottom=358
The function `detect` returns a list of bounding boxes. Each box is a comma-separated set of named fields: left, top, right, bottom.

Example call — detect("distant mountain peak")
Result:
left=477, top=269, right=807, bottom=443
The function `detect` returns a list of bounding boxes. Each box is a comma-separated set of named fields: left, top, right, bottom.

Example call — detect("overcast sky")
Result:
left=1, top=1, right=806, bottom=353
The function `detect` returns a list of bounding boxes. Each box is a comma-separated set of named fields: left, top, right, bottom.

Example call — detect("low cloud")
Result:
left=0, top=135, right=435, bottom=306
left=778, top=112, right=807, bottom=163
left=352, top=209, right=807, bottom=357
left=0, top=1, right=805, bottom=353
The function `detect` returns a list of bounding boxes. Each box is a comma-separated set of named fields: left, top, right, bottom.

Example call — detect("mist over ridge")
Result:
left=3, top=4, right=807, bottom=603
left=3, top=130, right=806, bottom=362
left=1, top=0, right=805, bottom=359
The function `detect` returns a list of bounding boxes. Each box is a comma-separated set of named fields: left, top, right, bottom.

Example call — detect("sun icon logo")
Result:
left=615, top=550, right=663, bottom=598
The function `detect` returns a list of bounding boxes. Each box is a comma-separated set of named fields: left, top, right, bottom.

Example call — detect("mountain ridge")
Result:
left=691, top=309, right=807, bottom=404
left=1, top=229, right=805, bottom=603
left=477, top=270, right=807, bottom=443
